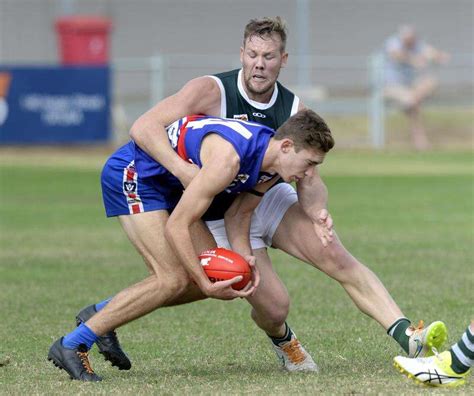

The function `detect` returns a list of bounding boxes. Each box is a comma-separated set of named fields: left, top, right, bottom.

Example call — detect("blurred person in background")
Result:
left=383, top=25, right=450, bottom=150
left=394, top=320, right=473, bottom=387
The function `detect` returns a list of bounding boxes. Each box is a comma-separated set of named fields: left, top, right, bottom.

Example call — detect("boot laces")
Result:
left=415, top=320, right=425, bottom=331
left=281, top=339, right=306, bottom=364
left=409, top=320, right=425, bottom=336
left=77, top=351, right=95, bottom=374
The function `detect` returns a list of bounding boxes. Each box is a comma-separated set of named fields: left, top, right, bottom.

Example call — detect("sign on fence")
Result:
left=0, top=66, right=110, bottom=144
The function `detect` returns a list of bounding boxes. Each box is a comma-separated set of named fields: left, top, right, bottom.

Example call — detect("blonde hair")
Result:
left=243, top=17, right=288, bottom=51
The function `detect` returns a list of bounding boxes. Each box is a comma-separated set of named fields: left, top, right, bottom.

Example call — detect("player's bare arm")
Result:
left=130, top=76, right=222, bottom=187
left=165, top=135, right=257, bottom=300
left=224, top=178, right=279, bottom=257
left=296, top=167, right=334, bottom=247
left=223, top=179, right=279, bottom=293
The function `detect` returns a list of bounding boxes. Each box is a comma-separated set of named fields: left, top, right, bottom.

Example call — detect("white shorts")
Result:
left=206, top=183, right=298, bottom=250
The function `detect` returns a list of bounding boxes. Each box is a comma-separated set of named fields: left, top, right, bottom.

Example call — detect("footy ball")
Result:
left=199, top=247, right=251, bottom=290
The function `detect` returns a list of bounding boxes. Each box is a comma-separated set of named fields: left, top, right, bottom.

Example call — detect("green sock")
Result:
left=269, top=323, right=292, bottom=346
left=387, top=318, right=411, bottom=354
left=450, top=351, right=470, bottom=374
left=449, top=325, right=474, bottom=374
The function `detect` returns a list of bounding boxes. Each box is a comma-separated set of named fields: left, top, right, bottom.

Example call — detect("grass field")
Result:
left=0, top=148, right=473, bottom=395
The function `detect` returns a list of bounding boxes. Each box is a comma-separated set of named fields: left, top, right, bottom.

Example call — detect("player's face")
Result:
left=240, top=33, right=288, bottom=102
left=277, top=141, right=325, bottom=183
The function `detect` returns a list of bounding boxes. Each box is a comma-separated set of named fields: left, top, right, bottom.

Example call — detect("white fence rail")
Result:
left=112, top=54, right=473, bottom=148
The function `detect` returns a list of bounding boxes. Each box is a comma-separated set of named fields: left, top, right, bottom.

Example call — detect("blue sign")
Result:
left=0, top=66, right=110, bottom=144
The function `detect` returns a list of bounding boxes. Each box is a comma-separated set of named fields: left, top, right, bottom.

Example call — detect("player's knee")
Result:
left=166, top=272, right=190, bottom=296
left=152, top=270, right=190, bottom=298
left=250, top=299, right=289, bottom=327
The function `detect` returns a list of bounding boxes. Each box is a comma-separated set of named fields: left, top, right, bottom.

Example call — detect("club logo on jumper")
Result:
left=233, top=114, right=248, bottom=121
left=257, top=172, right=276, bottom=184
left=123, top=181, right=137, bottom=193
left=235, top=174, right=250, bottom=183
left=226, top=173, right=250, bottom=193
left=252, top=112, right=266, bottom=118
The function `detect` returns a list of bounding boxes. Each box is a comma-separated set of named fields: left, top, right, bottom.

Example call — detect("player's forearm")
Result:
left=164, top=219, right=211, bottom=289
left=224, top=193, right=260, bottom=257
left=130, top=115, right=186, bottom=177
left=225, top=211, right=253, bottom=258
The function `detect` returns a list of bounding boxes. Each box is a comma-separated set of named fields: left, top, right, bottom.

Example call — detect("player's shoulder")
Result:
left=183, top=75, right=220, bottom=94
left=177, top=76, right=222, bottom=115
left=213, top=69, right=239, bottom=81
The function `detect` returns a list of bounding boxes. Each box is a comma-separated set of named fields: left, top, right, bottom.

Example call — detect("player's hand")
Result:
left=313, top=208, right=334, bottom=247
left=177, top=161, right=200, bottom=188
left=240, top=255, right=260, bottom=296
left=201, top=277, right=254, bottom=300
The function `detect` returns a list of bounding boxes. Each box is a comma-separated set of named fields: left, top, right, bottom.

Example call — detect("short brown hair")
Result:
left=274, top=109, right=335, bottom=153
left=243, top=17, right=288, bottom=52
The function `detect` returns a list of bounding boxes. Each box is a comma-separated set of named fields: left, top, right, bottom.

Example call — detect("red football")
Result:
left=198, top=247, right=251, bottom=290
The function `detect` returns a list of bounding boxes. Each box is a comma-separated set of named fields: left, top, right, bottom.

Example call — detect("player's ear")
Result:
left=281, top=51, right=288, bottom=68
left=280, top=138, right=294, bottom=153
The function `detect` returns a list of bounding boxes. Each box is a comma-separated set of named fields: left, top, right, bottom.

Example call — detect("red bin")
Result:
left=55, top=16, right=112, bottom=65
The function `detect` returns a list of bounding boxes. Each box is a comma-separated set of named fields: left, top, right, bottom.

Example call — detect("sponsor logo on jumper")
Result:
left=252, top=112, right=266, bottom=118
left=233, top=114, right=248, bottom=121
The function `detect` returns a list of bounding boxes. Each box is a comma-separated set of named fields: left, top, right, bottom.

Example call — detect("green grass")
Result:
left=0, top=149, right=473, bottom=394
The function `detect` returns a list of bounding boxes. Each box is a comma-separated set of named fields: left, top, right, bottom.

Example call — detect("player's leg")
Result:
left=269, top=188, right=446, bottom=357
left=49, top=149, right=216, bottom=381
left=207, top=214, right=289, bottom=338
left=49, top=210, right=215, bottom=381
left=246, top=248, right=289, bottom=337
left=206, top=184, right=318, bottom=372
left=48, top=210, right=185, bottom=381
left=85, top=210, right=201, bottom=334
left=247, top=248, right=318, bottom=372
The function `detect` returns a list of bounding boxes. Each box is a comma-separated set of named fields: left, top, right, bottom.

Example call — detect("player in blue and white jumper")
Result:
left=48, top=109, right=334, bottom=381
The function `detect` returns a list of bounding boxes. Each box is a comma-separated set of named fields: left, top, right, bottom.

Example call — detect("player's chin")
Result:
left=250, top=81, right=272, bottom=94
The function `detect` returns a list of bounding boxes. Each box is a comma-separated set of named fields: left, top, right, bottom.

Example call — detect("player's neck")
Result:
left=261, top=139, right=279, bottom=174
left=246, top=89, right=274, bottom=104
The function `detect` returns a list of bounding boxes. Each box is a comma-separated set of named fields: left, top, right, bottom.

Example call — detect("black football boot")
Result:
left=76, top=304, right=132, bottom=370
left=48, top=338, right=102, bottom=381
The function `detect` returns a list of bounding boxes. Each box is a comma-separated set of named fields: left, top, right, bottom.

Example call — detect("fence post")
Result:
left=149, top=54, right=165, bottom=107
left=369, top=52, right=385, bottom=149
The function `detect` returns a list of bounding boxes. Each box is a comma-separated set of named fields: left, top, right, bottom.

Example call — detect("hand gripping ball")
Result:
left=199, top=247, right=251, bottom=290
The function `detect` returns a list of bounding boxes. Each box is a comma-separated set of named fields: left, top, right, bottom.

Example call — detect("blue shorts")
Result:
left=101, top=142, right=183, bottom=217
